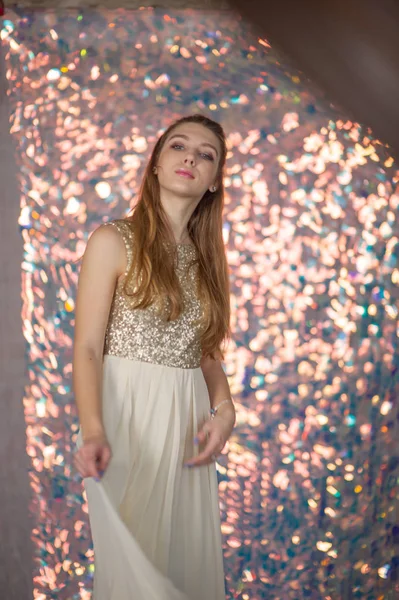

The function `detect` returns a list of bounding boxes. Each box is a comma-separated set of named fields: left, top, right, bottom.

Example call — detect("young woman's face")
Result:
left=156, top=123, right=221, bottom=201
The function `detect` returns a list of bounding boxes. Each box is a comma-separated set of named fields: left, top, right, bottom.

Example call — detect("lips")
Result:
left=175, top=168, right=195, bottom=179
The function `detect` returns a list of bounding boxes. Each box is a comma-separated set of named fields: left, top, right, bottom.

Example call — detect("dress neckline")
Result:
left=167, top=242, right=196, bottom=250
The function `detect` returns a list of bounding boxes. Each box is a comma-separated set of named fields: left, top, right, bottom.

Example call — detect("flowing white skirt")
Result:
left=75, top=355, right=226, bottom=600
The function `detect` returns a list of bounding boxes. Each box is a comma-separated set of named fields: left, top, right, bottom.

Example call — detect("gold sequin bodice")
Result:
left=103, top=219, right=203, bottom=369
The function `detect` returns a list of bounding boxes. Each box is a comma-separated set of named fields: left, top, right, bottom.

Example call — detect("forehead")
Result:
left=166, top=122, right=220, bottom=150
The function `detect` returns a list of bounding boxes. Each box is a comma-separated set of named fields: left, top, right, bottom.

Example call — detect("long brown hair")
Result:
left=124, top=114, right=230, bottom=358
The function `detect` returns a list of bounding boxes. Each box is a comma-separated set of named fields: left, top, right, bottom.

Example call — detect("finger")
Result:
left=194, top=421, right=213, bottom=445
left=185, top=441, right=220, bottom=467
left=188, top=436, right=226, bottom=467
left=74, top=453, right=94, bottom=477
left=74, top=456, right=89, bottom=479
left=98, top=446, right=112, bottom=472
left=75, top=447, right=103, bottom=479
left=185, top=455, right=215, bottom=467
left=82, top=445, right=110, bottom=479
left=84, top=457, right=101, bottom=479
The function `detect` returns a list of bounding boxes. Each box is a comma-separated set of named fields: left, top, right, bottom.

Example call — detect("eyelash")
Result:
left=171, top=143, right=215, bottom=162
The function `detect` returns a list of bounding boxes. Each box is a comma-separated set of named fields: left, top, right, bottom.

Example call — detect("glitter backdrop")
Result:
left=2, top=8, right=399, bottom=600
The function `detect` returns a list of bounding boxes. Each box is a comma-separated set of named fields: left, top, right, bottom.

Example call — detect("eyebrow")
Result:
left=168, top=133, right=219, bottom=156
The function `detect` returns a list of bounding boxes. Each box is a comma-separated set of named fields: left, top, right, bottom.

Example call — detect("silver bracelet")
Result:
left=210, top=398, right=231, bottom=419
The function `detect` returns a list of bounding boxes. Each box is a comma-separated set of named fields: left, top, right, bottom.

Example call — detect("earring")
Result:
left=210, top=185, right=217, bottom=193
left=152, top=166, right=157, bottom=174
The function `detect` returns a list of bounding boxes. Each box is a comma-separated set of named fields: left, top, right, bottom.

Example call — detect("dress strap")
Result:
left=106, top=219, right=134, bottom=274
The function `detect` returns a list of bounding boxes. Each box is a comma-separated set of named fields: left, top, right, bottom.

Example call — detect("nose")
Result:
left=183, top=152, right=195, bottom=167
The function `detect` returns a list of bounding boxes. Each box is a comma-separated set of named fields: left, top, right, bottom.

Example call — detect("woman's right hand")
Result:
left=74, top=433, right=112, bottom=481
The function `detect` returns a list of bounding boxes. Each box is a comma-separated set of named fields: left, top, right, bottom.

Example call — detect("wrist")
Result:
left=81, top=424, right=106, bottom=442
left=210, top=398, right=232, bottom=416
left=210, top=399, right=236, bottom=427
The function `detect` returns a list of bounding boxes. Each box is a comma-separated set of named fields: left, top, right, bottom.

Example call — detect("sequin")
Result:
left=103, top=220, right=203, bottom=369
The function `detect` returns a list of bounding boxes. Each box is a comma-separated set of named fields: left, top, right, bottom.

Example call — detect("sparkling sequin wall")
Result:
left=2, top=8, right=399, bottom=600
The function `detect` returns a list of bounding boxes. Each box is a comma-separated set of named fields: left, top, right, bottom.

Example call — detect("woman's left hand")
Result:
left=184, top=412, right=234, bottom=468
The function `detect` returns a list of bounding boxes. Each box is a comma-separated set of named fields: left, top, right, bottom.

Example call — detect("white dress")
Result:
left=75, top=219, right=226, bottom=600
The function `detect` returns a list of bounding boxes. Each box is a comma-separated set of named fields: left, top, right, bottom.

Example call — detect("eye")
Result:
left=171, top=143, right=184, bottom=150
left=200, top=152, right=215, bottom=162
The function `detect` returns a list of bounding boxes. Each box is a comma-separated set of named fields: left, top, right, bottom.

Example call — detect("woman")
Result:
left=73, top=114, right=236, bottom=600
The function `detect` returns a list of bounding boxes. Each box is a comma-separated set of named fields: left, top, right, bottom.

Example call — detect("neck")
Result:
left=160, top=191, right=200, bottom=244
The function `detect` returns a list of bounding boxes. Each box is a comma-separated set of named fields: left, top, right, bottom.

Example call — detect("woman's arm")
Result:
left=73, top=224, right=126, bottom=442
left=184, top=355, right=236, bottom=468
left=200, top=355, right=236, bottom=430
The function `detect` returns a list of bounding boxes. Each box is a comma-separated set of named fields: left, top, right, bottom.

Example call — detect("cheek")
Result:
left=200, top=162, right=218, bottom=182
left=156, top=149, right=172, bottom=167
left=156, top=154, right=166, bottom=169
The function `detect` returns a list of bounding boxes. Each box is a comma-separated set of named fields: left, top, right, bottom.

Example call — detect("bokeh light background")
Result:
left=2, top=7, right=399, bottom=600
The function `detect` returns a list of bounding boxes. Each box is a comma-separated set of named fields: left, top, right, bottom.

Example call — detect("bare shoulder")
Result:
left=88, top=221, right=124, bottom=243
left=82, top=222, right=127, bottom=277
